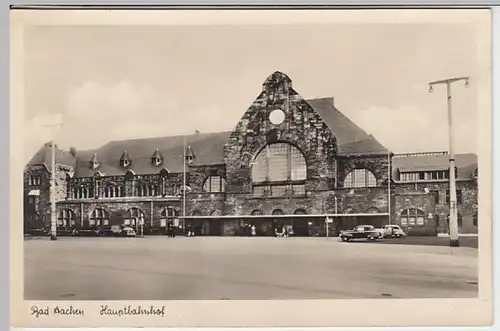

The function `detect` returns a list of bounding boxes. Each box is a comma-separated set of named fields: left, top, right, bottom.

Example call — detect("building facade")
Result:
left=24, top=72, right=478, bottom=236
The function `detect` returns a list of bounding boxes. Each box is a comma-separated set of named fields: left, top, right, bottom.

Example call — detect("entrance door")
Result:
left=293, top=219, right=309, bottom=236
left=209, top=219, right=222, bottom=236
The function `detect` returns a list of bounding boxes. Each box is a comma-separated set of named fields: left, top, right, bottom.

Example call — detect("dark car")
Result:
left=339, top=225, right=381, bottom=242
left=75, top=227, right=101, bottom=237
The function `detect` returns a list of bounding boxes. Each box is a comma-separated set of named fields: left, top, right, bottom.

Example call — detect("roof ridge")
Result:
left=104, top=130, right=232, bottom=145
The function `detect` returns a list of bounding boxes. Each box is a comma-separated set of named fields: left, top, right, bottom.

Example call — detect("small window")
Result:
left=431, top=190, right=440, bottom=204
left=29, top=175, right=41, bottom=186
left=203, top=176, right=226, bottom=193
left=400, top=208, right=425, bottom=226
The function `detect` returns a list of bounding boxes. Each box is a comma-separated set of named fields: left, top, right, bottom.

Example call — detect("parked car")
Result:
left=99, top=225, right=120, bottom=237
left=28, top=227, right=49, bottom=236
left=75, top=227, right=101, bottom=237
left=118, top=226, right=137, bottom=237
left=376, top=224, right=407, bottom=238
left=98, top=225, right=136, bottom=237
left=339, top=225, right=381, bottom=242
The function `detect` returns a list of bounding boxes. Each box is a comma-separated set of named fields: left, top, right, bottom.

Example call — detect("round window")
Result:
left=269, top=109, right=285, bottom=125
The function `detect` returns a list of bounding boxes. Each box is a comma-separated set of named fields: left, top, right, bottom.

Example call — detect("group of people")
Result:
left=166, top=222, right=177, bottom=238
left=274, top=224, right=294, bottom=238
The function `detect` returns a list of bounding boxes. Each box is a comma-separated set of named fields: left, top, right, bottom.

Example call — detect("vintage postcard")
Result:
left=10, top=7, right=492, bottom=328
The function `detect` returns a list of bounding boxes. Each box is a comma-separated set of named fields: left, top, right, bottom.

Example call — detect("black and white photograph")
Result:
left=11, top=8, right=492, bottom=328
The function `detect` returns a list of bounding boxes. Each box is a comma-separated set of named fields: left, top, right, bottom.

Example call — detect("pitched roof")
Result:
left=26, top=142, right=77, bottom=171
left=27, top=97, right=394, bottom=177
left=306, top=98, right=389, bottom=155
left=73, top=132, right=231, bottom=177
left=392, top=152, right=477, bottom=180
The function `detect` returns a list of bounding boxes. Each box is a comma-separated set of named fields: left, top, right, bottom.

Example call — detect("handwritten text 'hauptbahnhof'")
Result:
left=30, top=305, right=166, bottom=318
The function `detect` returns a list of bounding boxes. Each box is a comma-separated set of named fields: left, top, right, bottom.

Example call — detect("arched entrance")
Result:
left=208, top=210, right=223, bottom=236
left=89, top=208, right=109, bottom=227
left=160, top=207, right=178, bottom=234
left=57, top=209, right=76, bottom=228
left=271, top=209, right=285, bottom=236
left=124, top=208, right=145, bottom=231
left=293, top=209, right=309, bottom=236
left=189, top=210, right=203, bottom=235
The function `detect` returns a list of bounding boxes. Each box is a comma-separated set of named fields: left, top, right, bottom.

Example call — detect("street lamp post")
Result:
left=428, top=76, right=469, bottom=247
left=50, top=140, right=57, bottom=241
left=43, top=120, right=63, bottom=241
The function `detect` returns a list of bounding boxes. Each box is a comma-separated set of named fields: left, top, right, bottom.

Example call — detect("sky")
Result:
left=23, top=23, right=479, bottom=164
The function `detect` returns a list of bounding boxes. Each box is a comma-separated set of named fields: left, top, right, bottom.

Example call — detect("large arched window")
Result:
left=57, top=209, right=75, bottom=227
left=124, top=208, right=145, bottom=226
left=400, top=208, right=425, bottom=226
left=160, top=207, right=177, bottom=227
left=251, top=143, right=307, bottom=197
left=203, top=176, right=226, bottom=193
left=344, top=169, right=377, bottom=188
left=90, top=208, right=109, bottom=226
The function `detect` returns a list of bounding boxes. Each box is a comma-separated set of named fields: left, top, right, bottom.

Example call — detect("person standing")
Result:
left=251, top=224, right=256, bottom=237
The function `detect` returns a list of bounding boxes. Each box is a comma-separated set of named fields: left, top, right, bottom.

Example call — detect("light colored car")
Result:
left=121, top=227, right=137, bottom=237
left=376, top=225, right=406, bottom=238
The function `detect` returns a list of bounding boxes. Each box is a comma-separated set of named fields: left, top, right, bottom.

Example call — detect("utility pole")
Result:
left=182, top=135, right=187, bottom=234
left=50, top=140, right=57, bottom=241
left=428, top=76, right=470, bottom=247
left=44, top=120, right=63, bottom=241
left=387, top=149, right=391, bottom=225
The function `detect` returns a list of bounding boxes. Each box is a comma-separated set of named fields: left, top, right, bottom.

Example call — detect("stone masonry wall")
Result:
left=392, top=180, right=478, bottom=234
left=57, top=198, right=181, bottom=228
left=223, top=71, right=338, bottom=194
left=24, top=164, right=72, bottom=229
left=337, top=155, right=391, bottom=188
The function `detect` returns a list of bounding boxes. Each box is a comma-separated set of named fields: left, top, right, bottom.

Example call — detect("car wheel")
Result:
left=341, top=237, right=348, bottom=242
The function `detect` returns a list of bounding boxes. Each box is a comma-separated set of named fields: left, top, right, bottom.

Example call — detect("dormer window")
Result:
left=185, top=146, right=195, bottom=164
left=151, top=149, right=164, bottom=167
left=89, top=153, right=100, bottom=170
left=120, top=150, right=131, bottom=168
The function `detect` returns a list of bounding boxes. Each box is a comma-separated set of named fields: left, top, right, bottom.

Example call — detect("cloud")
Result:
left=349, top=105, right=476, bottom=154
left=63, top=80, right=183, bottom=147
left=24, top=113, right=64, bottom=164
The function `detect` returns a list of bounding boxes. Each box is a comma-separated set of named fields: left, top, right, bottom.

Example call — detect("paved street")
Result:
left=24, top=236, right=478, bottom=300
